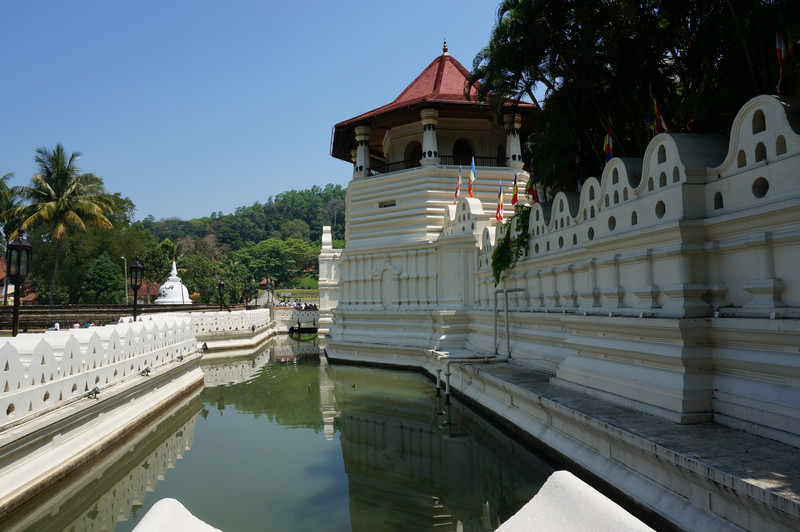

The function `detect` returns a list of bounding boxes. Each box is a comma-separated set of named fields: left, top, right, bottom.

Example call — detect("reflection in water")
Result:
left=328, top=364, right=551, bottom=531
left=7, top=336, right=552, bottom=531
left=4, top=391, right=203, bottom=532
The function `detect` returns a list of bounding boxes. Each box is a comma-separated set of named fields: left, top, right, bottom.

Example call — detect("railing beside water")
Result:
left=188, top=308, right=271, bottom=334
left=0, top=316, right=196, bottom=428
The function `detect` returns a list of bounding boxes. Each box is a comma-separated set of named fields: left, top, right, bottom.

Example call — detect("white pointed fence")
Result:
left=0, top=316, right=196, bottom=428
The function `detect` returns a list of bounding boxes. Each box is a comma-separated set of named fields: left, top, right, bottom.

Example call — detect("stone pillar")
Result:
left=505, top=113, right=524, bottom=170
left=354, top=126, right=371, bottom=178
left=317, top=226, right=341, bottom=333
left=420, top=109, right=440, bottom=166
left=633, top=249, right=660, bottom=309
left=743, top=233, right=785, bottom=309
left=600, top=254, right=625, bottom=309
left=661, top=246, right=710, bottom=317
left=579, top=259, right=601, bottom=310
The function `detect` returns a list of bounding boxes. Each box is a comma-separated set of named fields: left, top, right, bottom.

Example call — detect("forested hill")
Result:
left=140, top=184, right=346, bottom=252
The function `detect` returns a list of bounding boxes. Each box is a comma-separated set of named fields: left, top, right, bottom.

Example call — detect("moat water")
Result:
left=8, top=336, right=554, bottom=531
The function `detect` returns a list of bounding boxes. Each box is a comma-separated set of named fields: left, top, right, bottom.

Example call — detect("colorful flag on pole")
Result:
left=603, top=122, right=613, bottom=163
left=575, top=131, right=582, bottom=192
left=653, top=98, right=670, bottom=133
left=526, top=177, right=539, bottom=203
left=495, top=181, right=504, bottom=222
left=454, top=166, right=462, bottom=204
left=468, top=157, right=476, bottom=197
left=511, top=173, right=519, bottom=207
left=777, top=31, right=788, bottom=96
left=649, top=82, right=670, bottom=135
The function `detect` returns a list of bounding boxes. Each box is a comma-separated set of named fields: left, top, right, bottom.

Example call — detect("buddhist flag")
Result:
left=495, top=181, right=504, bottom=222
left=603, top=122, right=613, bottom=163
left=511, top=173, right=519, bottom=207
left=468, top=157, right=476, bottom=197
left=527, top=177, right=539, bottom=203
left=653, top=98, right=670, bottom=133
left=777, top=31, right=788, bottom=96
left=454, top=166, right=462, bottom=204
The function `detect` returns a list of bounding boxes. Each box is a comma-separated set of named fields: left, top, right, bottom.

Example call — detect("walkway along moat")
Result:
left=2, top=335, right=555, bottom=531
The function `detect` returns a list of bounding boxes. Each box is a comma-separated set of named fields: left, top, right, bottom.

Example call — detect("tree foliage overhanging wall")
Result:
left=469, top=0, right=800, bottom=197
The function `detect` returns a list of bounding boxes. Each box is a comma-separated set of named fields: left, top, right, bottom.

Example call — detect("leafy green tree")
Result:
left=180, top=252, right=220, bottom=304
left=470, top=0, right=800, bottom=196
left=322, top=197, right=346, bottom=241
left=279, top=219, right=310, bottom=241
left=80, top=252, right=124, bottom=304
left=15, top=144, right=116, bottom=304
left=138, top=247, right=171, bottom=303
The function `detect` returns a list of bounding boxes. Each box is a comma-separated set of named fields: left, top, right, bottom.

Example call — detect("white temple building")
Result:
left=154, top=261, right=192, bottom=305
left=319, top=43, right=800, bottom=530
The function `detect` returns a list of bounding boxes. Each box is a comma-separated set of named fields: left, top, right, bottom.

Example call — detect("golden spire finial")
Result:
left=443, top=39, right=448, bottom=54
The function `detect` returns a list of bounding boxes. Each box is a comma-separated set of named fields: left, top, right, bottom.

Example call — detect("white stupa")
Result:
left=154, top=261, right=192, bottom=305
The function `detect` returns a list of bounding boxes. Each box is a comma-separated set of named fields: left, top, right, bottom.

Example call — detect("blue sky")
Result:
left=0, top=1, right=502, bottom=221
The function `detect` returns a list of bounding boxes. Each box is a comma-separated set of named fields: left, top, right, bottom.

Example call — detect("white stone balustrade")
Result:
left=0, top=316, right=196, bottom=428
left=188, top=309, right=271, bottom=335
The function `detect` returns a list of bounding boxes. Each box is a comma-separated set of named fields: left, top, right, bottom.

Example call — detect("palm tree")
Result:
left=15, top=144, right=115, bottom=304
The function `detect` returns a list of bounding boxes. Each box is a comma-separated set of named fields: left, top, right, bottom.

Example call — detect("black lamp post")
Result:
left=130, top=255, right=144, bottom=321
left=218, top=279, right=225, bottom=311
left=244, top=285, right=251, bottom=311
left=6, top=232, right=32, bottom=337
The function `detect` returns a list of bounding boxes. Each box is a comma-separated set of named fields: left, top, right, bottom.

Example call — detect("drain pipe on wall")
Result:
left=428, top=287, right=526, bottom=406
left=495, top=288, right=526, bottom=361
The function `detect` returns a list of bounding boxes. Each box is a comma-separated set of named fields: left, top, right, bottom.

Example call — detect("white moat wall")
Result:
left=0, top=317, right=197, bottom=427
left=320, top=94, right=800, bottom=445
left=0, top=310, right=276, bottom=517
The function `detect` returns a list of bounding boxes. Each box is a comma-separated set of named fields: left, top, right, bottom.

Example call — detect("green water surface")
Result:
left=9, top=337, right=553, bottom=531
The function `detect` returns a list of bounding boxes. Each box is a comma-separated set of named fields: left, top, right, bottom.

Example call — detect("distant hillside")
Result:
left=140, top=184, right=346, bottom=252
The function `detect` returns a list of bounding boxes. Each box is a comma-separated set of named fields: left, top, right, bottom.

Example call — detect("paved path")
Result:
left=477, top=362, right=800, bottom=507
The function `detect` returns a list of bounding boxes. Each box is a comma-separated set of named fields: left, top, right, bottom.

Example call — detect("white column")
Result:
left=354, top=126, right=371, bottom=178
left=505, top=113, right=524, bottom=170
left=420, top=109, right=440, bottom=166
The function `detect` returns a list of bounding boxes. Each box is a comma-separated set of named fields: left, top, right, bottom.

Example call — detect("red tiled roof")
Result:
left=337, top=52, right=481, bottom=128
left=331, top=49, right=535, bottom=162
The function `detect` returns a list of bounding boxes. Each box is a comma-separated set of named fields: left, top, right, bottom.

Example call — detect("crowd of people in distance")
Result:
left=277, top=299, right=318, bottom=310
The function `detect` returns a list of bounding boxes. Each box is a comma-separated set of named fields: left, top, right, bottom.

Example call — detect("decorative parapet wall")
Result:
left=187, top=309, right=271, bottom=337
left=0, top=316, right=196, bottom=429
left=476, top=95, right=800, bottom=318
left=324, top=94, right=800, bottom=445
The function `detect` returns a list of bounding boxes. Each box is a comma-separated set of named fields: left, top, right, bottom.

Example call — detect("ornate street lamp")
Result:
left=121, top=256, right=128, bottom=304
left=218, top=279, right=225, bottom=311
left=130, top=255, right=144, bottom=321
left=6, top=232, right=32, bottom=337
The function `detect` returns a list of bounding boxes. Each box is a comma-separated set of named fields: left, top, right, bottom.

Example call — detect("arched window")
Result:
left=755, top=142, right=766, bottom=163
left=453, top=139, right=473, bottom=166
left=404, top=141, right=422, bottom=169
left=752, top=110, right=766, bottom=134
left=776, top=136, right=787, bottom=156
